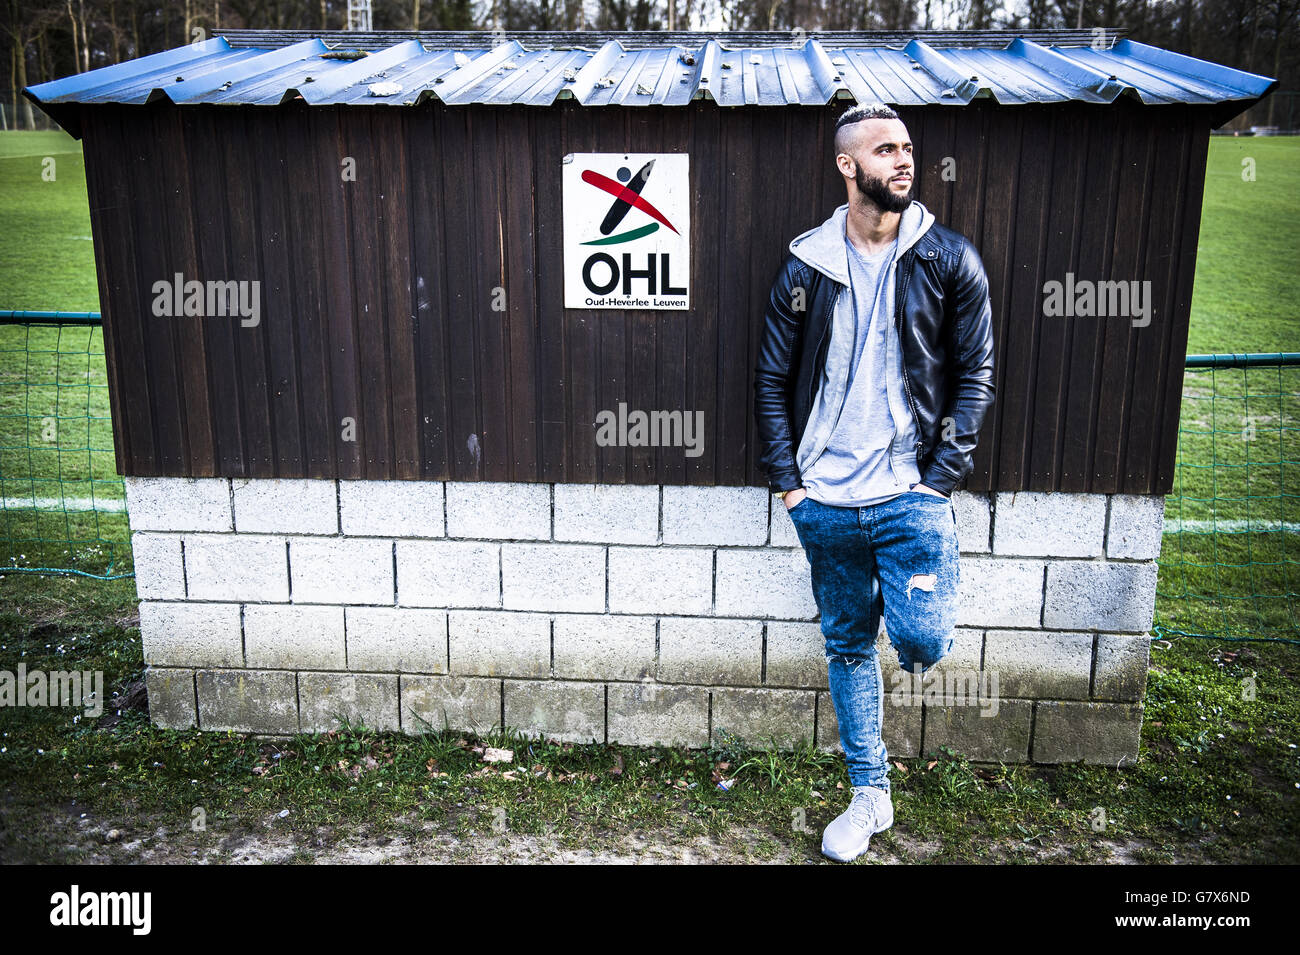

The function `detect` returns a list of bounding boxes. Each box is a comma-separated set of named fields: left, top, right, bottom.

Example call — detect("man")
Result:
left=752, top=102, right=995, bottom=862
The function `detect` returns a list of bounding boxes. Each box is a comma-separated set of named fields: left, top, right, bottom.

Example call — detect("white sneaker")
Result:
left=821, top=785, right=893, bottom=862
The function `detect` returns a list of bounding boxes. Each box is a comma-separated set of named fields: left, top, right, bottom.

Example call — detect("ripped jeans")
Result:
left=786, top=489, right=961, bottom=791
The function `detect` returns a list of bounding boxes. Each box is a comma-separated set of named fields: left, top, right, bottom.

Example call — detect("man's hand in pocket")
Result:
left=911, top=483, right=948, bottom=499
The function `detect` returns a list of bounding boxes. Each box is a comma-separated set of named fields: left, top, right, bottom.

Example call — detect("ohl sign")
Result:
left=562, top=153, right=690, bottom=310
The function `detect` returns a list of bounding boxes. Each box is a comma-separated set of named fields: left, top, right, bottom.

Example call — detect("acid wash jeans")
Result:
left=786, top=488, right=961, bottom=793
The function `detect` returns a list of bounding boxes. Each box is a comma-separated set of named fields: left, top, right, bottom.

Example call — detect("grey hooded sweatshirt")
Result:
left=789, top=199, right=937, bottom=507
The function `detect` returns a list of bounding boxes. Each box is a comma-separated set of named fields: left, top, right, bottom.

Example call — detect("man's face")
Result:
left=839, top=118, right=914, bottom=213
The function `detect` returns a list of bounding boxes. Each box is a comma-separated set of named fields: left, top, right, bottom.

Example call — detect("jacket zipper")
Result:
left=893, top=248, right=926, bottom=458
left=806, top=272, right=836, bottom=414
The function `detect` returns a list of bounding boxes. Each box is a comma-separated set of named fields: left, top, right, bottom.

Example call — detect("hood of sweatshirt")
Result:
left=788, top=199, right=935, bottom=285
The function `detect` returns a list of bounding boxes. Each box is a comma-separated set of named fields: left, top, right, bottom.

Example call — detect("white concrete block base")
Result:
left=128, top=478, right=1161, bottom=764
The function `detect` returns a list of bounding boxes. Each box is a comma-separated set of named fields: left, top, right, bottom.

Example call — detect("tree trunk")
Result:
left=78, top=0, right=90, bottom=71
left=66, top=0, right=80, bottom=73
left=15, top=36, right=34, bottom=128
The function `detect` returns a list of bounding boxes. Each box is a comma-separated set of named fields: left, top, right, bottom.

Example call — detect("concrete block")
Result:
left=1108, top=494, right=1166, bottom=560
left=658, top=617, right=761, bottom=685
left=608, top=546, right=712, bottom=615
left=885, top=626, right=984, bottom=698
left=345, top=607, right=447, bottom=673
left=298, top=672, right=400, bottom=733
left=552, top=613, right=655, bottom=681
left=504, top=680, right=605, bottom=743
left=401, top=674, right=501, bottom=735
left=1093, top=635, right=1151, bottom=702
left=554, top=483, right=659, bottom=544
left=243, top=604, right=346, bottom=670
left=124, top=476, right=231, bottom=532
left=957, top=557, right=1044, bottom=628
left=290, top=537, right=393, bottom=605
left=981, top=629, right=1093, bottom=699
left=139, top=601, right=243, bottom=668
left=712, top=687, right=816, bottom=749
left=196, top=669, right=298, bottom=734
left=817, top=691, right=923, bottom=758
left=501, top=543, right=605, bottom=612
left=448, top=610, right=550, bottom=678
left=953, top=490, right=991, bottom=553
left=1033, top=701, right=1144, bottom=765
left=715, top=549, right=818, bottom=619
left=769, top=496, right=800, bottom=547
left=339, top=480, right=444, bottom=537
left=145, top=667, right=196, bottom=729
left=131, top=533, right=186, bottom=599
left=446, top=481, right=550, bottom=541
left=396, top=540, right=500, bottom=608
left=232, top=478, right=337, bottom=534
left=765, top=621, right=827, bottom=689
left=1044, top=561, right=1158, bottom=632
left=184, top=534, right=289, bottom=602
left=992, top=491, right=1106, bottom=557
left=662, top=485, right=768, bottom=545
left=923, top=698, right=1032, bottom=762
left=607, top=683, right=709, bottom=748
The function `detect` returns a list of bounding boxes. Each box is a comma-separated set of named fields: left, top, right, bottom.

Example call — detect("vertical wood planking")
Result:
left=83, top=101, right=1208, bottom=493
left=501, top=106, right=541, bottom=480
left=342, top=108, right=392, bottom=478
left=248, top=108, right=305, bottom=476
left=406, top=105, right=452, bottom=480
left=533, top=102, right=570, bottom=484
left=1091, top=102, right=1155, bottom=492
left=379, top=109, right=420, bottom=480
left=1157, top=119, right=1210, bottom=492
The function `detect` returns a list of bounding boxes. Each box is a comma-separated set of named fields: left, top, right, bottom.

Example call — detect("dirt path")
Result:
left=0, top=804, right=1201, bottom=864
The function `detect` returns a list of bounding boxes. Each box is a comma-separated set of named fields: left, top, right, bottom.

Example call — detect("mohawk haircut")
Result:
left=834, top=102, right=901, bottom=155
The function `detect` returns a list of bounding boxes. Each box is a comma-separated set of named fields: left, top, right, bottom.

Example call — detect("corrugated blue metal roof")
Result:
left=25, top=29, right=1275, bottom=128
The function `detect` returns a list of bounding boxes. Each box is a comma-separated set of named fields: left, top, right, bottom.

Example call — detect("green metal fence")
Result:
left=0, top=311, right=130, bottom=578
left=1154, top=353, right=1300, bottom=642
left=0, top=312, right=1296, bottom=639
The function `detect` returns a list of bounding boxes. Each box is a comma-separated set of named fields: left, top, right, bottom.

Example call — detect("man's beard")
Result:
left=856, top=166, right=913, bottom=213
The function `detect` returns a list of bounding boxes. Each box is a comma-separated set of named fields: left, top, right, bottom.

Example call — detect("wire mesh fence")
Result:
left=0, top=312, right=130, bottom=578
left=1154, top=353, right=1300, bottom=642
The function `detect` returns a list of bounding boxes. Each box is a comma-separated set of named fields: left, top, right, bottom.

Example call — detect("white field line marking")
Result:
left=1164, top=519, right=1300, bottom=534
left=2, top=496, right=126, bottom=512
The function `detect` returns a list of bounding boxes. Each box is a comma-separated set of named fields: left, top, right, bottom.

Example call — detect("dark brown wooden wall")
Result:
left=79, top=97, right=1208, bottom=493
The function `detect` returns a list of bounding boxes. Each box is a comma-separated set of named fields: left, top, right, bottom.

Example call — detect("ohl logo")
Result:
left=580, top=160, right=680, bottom=246
left=575, top=158, right=688, bottom=302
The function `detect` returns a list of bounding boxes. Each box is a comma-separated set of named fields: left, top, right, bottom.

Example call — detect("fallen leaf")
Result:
left=483, top=747, right=514, bottom=764
left=927, top=760, right=938, bottom=770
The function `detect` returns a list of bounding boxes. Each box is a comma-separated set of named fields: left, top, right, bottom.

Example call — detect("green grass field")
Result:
left=0, top=129, right=1295, bottom=632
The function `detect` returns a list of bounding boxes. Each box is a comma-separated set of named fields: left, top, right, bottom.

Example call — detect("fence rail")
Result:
left=0, top=312, right=1296, bottom=639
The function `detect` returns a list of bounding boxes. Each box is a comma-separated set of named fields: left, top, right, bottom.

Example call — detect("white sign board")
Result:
left=562, top=152, right=690, bottom=310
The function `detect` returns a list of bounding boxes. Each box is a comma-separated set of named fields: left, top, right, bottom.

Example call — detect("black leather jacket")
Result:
left=753, top=220, right=996, bottom=497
